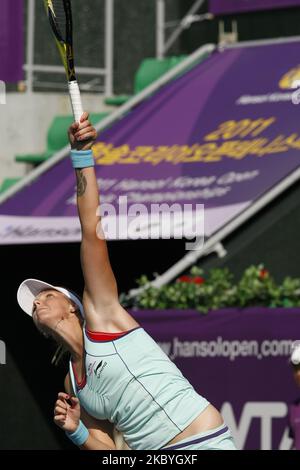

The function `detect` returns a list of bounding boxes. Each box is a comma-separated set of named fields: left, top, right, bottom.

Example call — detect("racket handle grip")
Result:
left=68, top=81, right=84, bottom=123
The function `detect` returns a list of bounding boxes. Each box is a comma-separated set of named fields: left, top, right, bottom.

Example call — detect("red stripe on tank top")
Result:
left=85, top=329, right=128, bottom=342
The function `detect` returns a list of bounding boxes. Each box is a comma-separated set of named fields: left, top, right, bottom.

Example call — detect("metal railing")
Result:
left=156, top=0, right=213, bottom=59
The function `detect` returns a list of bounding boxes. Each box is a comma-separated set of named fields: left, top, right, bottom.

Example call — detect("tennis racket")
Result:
left=44, top=0, right=83, bottom=122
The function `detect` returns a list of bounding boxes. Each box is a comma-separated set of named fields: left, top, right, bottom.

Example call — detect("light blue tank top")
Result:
left=69, top=327, right=209, bottom=450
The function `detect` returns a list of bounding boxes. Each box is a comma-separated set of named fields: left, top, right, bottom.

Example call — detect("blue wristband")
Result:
left=71, top=149, right=95, bottom=169
left=66, top=420, right=89, bottom=446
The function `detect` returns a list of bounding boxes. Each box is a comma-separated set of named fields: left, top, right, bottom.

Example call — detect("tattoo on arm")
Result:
left=76, top=170, right=87, bottom=197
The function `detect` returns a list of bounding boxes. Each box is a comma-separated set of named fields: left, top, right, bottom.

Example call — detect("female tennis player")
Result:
left=17, top=113, right=236, bottom=451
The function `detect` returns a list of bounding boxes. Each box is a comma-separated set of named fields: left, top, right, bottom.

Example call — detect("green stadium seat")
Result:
left=104, top=95, right=131, bottom=106
left=15, top=112, right=110, bottom=165
left=134, top=56, right=187, bottom=94
left=104, top=56, right=188, bottom=106
left=0, top=178, right=21, bottom=194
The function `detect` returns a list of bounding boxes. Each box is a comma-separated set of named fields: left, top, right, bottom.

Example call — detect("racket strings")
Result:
left=51, top=0, right=68, bottom=42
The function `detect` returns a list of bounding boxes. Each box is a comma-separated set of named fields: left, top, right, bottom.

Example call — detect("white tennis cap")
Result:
left=17, top=278, right=84, bottom=317
left=290, top=343, right=300, bottom=366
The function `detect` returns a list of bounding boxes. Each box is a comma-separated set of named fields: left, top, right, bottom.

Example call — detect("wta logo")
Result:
left=0, top=81, right=6, bottom=105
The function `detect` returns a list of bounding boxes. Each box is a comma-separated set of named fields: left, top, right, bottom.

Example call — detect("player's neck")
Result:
left=53, top=317, right=84, bottom=360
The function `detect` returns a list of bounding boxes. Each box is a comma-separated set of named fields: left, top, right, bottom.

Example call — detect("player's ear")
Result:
left=68, top=302, right=76, bottom=314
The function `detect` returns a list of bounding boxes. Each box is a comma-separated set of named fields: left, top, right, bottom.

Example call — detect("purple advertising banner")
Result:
left=1, top=40, right=300, bottom=244
left=210, top=0, right=300, bottom=15
left=133, top=308, right=300, bottom=450
left=0, top=0, right=24, bottom=82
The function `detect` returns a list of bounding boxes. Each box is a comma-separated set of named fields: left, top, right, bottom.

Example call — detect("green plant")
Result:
left=122, top=265, right=300, bottom=313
